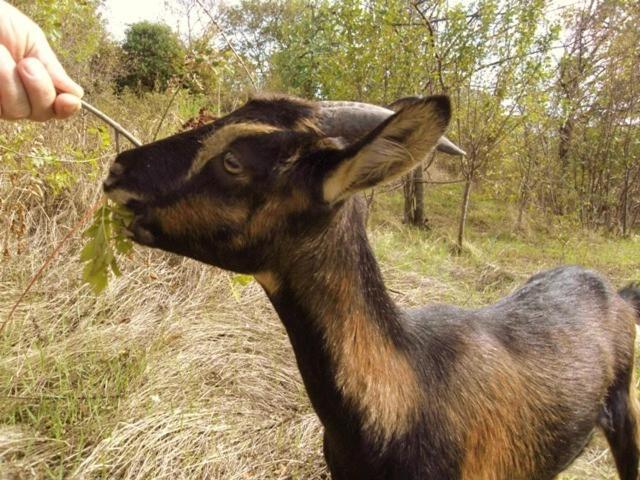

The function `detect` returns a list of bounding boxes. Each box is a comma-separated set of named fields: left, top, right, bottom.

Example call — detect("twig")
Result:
left=153, top=87, right=182, bottom=142
left=415, top=178, right=467, bottom=185
left=2, top=95, right=142, bottom=335
left=194, top=0, right=258, bottom=91
left=411, top=2, right=446, bottom=92
left=80, top=100, right=142, bottom=147
left=1, top=198, right=106, bottom=335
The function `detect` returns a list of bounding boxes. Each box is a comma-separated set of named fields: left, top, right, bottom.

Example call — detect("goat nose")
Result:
left=109, top=163, right=125, bottom=177
left=103, top=176, right=118, bottom=191
left=103, top=164, right=125, bottom=191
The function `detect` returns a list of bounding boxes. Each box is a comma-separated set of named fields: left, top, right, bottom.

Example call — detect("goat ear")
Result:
left=323, top=96, right=451, bottom=204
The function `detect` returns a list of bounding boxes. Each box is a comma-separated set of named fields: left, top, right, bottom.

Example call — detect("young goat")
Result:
left=104, top=95, right=640, bottom=479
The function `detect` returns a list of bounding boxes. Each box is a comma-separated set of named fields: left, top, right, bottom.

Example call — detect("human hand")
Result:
left=0, top=1, right=83, bottom=121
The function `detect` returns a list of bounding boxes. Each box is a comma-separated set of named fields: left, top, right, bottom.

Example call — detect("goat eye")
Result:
left=222, top=153, right=243, bottom=175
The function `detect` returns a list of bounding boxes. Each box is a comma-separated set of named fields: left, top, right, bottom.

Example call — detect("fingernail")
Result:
left=66, top=80, right=84, bottom=99
left=56, top=96, right=81, bottom=119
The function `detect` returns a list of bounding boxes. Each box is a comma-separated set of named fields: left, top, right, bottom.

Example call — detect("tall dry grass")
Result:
left=0, top=94, right=328, bottom=479
left=0, top=92, right=635, bottom=479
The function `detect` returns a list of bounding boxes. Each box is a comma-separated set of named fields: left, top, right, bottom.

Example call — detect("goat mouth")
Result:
left=127, top=218, right=156, bottom=246
left=125, top=200, right=155, bottom=247
left=107, top=197, right=156, bottom=247
left=104, top=187, right=144, bottom=207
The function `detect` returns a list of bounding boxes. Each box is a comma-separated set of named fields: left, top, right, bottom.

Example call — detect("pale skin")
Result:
left=0, top=1, right=83, bottom=121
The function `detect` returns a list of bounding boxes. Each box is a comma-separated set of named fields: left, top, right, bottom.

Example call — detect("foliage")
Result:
left=552, top=0, right=640, bottom=231
left=116, top=21, right=187, bottom=93
left=81, top=203, right=134, bottom=294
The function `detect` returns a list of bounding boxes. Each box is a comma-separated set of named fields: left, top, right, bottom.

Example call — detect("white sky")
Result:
left=101, top=0, right=176, bottom=41
left=101, top=0, right=241, bottom=41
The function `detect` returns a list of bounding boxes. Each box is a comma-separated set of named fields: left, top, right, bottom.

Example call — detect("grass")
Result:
left=1, top=110, right=639, bottom=478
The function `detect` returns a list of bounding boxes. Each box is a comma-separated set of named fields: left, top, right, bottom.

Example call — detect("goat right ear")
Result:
left=323, top=96, right=451, bottom=204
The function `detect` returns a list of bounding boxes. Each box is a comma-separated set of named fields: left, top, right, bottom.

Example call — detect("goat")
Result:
left=104, top=94, right=640, bottom=479
left=621, top=284, right=640, bottom=324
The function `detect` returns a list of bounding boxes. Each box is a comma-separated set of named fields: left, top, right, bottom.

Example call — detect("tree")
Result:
left=410, top=0, right=558, bottom=251
left=117, top=22, right=186, bottom=93
left=554, top=0, right=640, bottom=232
left=183, top=0, right=640, bottom=236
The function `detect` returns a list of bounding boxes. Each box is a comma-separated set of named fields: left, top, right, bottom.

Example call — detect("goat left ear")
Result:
left=323, top=96, right=452, bottom=203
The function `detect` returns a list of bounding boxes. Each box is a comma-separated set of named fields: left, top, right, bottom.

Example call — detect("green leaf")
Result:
left=115, top=237, right=134, bottom=255
left=80, top=201, right=136, bottom=295
left=229, top=274, right=254, bottom=301
left=232, top=274, right=253, bottom=287
left=110, top=258, right=122, bottom=277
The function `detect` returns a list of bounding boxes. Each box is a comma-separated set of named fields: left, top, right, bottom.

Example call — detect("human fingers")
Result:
left=32, top=39, right=83, bottom=98
left=0, top=44, right=31, bottom=120
left=17, top=57, right=56, bottom=121
left=53, top=93, right=82, bottom=120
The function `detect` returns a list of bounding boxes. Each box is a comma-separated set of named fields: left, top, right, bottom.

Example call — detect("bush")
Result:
left=116, top=21, right=186, bottom=93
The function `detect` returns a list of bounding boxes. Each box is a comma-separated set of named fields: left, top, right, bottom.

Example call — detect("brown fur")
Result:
left=630, top=370, right=640, bottom=446
left=105, top=95, right=639, bottom=479
left=295, top=252, right=423, bottom=445
left=457, top=348, right=551, bottom=479
left=247, top=189, right=310, bottom=240
left=616, top=298, right=640, bottom=444
left=295, top=115, right=324, bottom=135
left=324, top=102, right=447, bottom=202
left=157, top=196, right=248, bottom=237
left=334, top=311, right=423, bottom=444
left=254, top=272, right=281, bottom=295
left=188, top=122, right=282, bottom=179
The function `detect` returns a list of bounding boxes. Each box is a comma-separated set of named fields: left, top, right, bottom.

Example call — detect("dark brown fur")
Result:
left=104, top=94, right=640, bottom=479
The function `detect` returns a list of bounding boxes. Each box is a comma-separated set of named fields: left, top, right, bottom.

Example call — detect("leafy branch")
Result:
left=80, top=202, right=134, bottom=294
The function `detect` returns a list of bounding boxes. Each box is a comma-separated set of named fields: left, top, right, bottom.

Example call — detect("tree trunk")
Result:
left=516, top=161, right=532, bottom=231
left=556, top=118, right=573, bottom=215
left=517, top=190, right=528, bottom=230
left=621, top=167, right=630, bottom=236
left=558, top=119, right=573, bottom=177
left=456, top=174, right=473, bottom=254
left=403, top=166, right=425, bottom=227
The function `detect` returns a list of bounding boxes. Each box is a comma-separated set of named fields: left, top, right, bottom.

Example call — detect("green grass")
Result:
left=370, top=185, right=640, bottom=305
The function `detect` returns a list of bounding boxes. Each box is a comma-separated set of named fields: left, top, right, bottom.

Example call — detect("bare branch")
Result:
left=80, top=101, right=142, bottom=147
left=194, top=0, right=258, bottom=91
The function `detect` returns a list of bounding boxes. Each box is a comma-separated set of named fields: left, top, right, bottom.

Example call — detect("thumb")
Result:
left=33, top=42, right=84, bottom=98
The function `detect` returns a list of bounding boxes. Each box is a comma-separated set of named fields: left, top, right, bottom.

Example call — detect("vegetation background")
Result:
left=0, top=0, right=638, bottom=478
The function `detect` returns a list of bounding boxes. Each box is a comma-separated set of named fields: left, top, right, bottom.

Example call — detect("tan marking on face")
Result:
left=188, top=122, right=282, bottom=179
left=247, top=189, right=310, bottom=240
left=105, top=188, right=143, bottom=206
left=254, top=272, right=280, bottom=295
left=294, top=115, right=323, bottom=135
left=156, top=196, right=248, bottom=237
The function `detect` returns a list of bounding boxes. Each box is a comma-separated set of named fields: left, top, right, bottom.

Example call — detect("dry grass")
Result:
left=1, top=107, right=638, bottom=479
